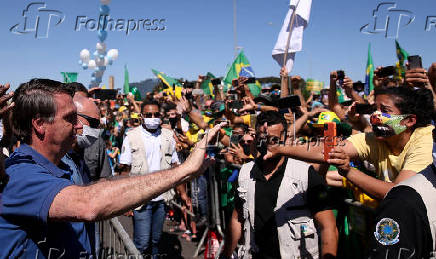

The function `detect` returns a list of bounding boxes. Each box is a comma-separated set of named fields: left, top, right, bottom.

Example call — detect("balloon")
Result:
left=80, top=49, right=90, bottom=63
left=96, top=42, right=106, bottom=52
left=107, top=49, right=118, bottom=60
left=100, top=0, right=111, bottom=4
left=88, top=60, right=96, bottom=69
left=98, top=30, right=107, bottom=42
left=99, top=5, right=110, bottom=15
left=82, top=64, right=88, bottom=70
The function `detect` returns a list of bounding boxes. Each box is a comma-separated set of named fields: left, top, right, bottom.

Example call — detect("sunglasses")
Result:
left=78, top=113, right=100, bottom=128
left=144, top=112, right=161, bottom=118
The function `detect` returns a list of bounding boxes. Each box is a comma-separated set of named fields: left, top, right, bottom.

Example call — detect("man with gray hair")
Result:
left=0, top=78, right=221, bottom=258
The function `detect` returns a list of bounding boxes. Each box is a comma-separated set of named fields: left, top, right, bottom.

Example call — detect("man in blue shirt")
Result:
left=0, top=78, right=222, bottom=258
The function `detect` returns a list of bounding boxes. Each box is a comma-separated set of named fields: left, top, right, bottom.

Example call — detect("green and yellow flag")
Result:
left=123, top=65, right=141, bottom=100
left=151, top=69, right=183, bottom=99
left=223, top=51, right=261, bottom=97
left=61, top=72, right=78, bottom=83
left=365, top=43, right=374, bottom=96
left=395, top=40, right=409, bottom=81
left=201, top=72, right=216, bottom=96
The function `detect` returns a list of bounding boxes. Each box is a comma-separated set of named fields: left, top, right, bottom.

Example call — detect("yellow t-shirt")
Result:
left=347, top=125, right=434, bottom=182
left=242, top=114, right=256, bottom=128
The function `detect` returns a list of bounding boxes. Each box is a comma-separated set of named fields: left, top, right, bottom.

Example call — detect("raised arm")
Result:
left=280, top=66, right=290, bottom=97
left=49, top=124, right=223, bottom=222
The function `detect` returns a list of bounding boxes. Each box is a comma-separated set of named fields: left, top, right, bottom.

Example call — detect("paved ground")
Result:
left=118, top=216, right=204, bottom=259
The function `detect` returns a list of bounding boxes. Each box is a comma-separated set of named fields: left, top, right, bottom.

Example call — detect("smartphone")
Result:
left=352, top=81, right=365, bottom=92
left=408, top=55, right=423, bottom=69
left=93, top=89, right=118, bottom=101
left=230, top=134, right=242, bottom=146
left=211, top=78, right=221, bottom=86
left=355, top=103, right=376, bottom=114
left=376, top=66, right=396, bottom=77
left=277, top=95, right=301, bottom=109
left=336, top=70, right=345, bottom=80
left=324, top=122, right=337, bottom=161
left=175, top=128, right=184, bottom=136
left=245, top=77, right=256, bottom=84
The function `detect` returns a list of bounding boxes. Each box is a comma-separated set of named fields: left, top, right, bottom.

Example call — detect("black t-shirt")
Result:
left=240, top=158, right=332, bottom=259
left=368, top=185, right=433, bottom=259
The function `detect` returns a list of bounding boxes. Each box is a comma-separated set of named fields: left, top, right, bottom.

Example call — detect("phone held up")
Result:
left=323, top=122, right=337, bottom=161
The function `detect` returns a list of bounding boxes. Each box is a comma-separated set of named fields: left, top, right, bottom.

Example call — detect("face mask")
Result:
left=370, top=111, right=410, bottom=137
left=77, top=125, right=102, bottom=148
left=143, top=117, right=161, bottom=130
left=100, top=117, right=107, bottom=125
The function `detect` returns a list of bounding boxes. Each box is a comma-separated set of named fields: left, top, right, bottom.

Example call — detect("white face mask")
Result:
left=143, top=118, right=161, bottom=130
left=77, top=125, right=102, bottom=148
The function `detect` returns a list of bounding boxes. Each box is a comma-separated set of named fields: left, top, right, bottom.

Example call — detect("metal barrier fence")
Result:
left=98, top=217, right=143, bottom=259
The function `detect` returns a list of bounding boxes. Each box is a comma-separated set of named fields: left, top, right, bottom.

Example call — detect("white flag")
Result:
left=272, top=0, right=312, bottom=73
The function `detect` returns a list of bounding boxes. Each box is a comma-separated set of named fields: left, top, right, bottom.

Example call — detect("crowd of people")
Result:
left=1, top=60, right=436, bottom=259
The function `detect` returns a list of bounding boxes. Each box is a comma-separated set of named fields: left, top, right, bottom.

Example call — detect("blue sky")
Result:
left=1, top=0, right=436, bottom=90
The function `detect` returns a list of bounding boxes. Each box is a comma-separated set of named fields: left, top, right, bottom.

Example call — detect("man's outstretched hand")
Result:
left=0, top=83, right=14, bottom=116
left=182, top=122, right=227, bottom=176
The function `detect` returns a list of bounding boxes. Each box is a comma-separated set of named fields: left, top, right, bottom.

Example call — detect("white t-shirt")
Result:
left=120, top=127, right=179, bottom=201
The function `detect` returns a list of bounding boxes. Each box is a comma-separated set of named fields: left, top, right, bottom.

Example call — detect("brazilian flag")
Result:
left=364, top=44, right=374, bottom=96
left=124, top=65, right=141, bottom=101
left=395, top=40, right=409, bottom=81
left=201, top=72, right=216, bottom=96
left=151, top=69, right=183, bottom=99
left=223, top=51, right=261, bottom=97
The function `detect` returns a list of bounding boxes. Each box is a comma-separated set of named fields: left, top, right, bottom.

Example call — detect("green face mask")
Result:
left=370, top=111, right=410, bottom=137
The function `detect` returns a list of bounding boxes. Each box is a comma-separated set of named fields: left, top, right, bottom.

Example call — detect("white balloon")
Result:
left=107, top=49, right=118, bottom=60
left=80, top=49, right=90, bottom=63
left=100, top=0, right=111, bottom=4
left=88, top=60, right=96, bottom=69
left=95, top=57, right=105, bottom=66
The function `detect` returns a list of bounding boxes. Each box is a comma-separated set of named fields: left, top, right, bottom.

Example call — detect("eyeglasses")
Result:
left=78, top=113, right=100, bottom=128
left=144, top=112, right=161, bottom=118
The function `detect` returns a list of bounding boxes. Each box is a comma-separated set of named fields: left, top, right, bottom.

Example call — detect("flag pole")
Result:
left=281, top=0, right=301, bottom=93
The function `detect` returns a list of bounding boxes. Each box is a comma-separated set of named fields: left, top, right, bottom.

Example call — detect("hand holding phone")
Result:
left=324, top=122, right=337, bottom=161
